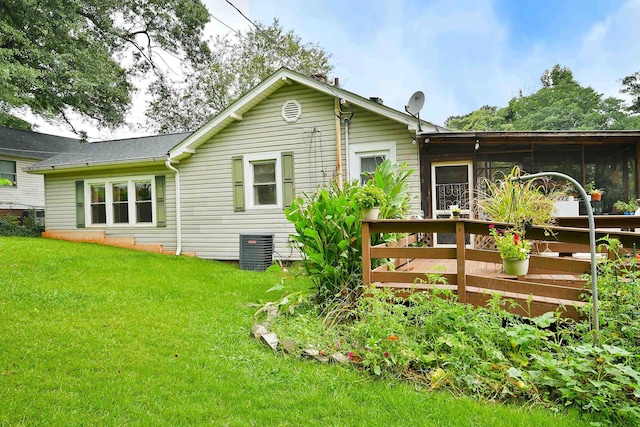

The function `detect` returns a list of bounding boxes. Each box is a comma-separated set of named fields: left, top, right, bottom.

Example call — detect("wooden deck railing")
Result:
left=361, top=218, right=640, bottom=319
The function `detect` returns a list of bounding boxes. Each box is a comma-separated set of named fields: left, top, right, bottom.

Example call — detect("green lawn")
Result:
left=0, top=237, right=591, bottom=426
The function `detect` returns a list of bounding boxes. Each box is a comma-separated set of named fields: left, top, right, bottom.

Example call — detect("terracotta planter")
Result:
left=361, top=207, right=380, bottom=221
left=502, top=257, right=530, bottom=276
left=590, top=192, right=602, bottom=201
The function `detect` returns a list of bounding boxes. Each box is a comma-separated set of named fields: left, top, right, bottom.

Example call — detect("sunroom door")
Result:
left=431, top=161, right=473, bottom=246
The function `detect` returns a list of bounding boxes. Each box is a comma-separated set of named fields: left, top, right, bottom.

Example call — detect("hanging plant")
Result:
left=476, top=166, right=564, bottom=235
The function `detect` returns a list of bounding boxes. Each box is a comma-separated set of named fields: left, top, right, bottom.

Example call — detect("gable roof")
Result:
left=169, top=67, right=445, bottom=161
left=25, top=132, right=192, bottom=173
left=0, top=126, right=81, bottom=160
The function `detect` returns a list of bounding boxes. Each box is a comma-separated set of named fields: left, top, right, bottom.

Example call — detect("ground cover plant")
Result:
left=0, top=237, right=591, bottom=426
left=278, top=163, right=639, bottom=426
left=268, top=253, right=640, bottom=426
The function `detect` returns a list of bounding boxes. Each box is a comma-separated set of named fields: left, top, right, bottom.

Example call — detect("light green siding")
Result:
left=44, top=166, right=178, bottom=251
left=178, top=82, right=421, bottom=260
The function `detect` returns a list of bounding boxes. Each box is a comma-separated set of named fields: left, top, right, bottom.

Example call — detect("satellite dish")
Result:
left=405, top=91, right=425, bottom=133
left=405, top=91, right=425, bottom=115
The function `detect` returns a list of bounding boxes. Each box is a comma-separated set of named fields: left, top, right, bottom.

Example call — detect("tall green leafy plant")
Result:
left=369, top=160, right=415, bottom=219
left=285, top=161, right=415, bottom=307
left=285, top=180, right=362, bottom=305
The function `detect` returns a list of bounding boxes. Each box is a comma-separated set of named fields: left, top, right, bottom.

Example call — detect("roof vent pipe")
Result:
left=334, top=77, right=340, bottom=87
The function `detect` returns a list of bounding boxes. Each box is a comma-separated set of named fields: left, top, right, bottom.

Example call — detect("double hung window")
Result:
left=0, top=160, right=17, bottom=185
left=348, top=142, right=396, bottom=184
left=244, top=153, right=282, bottom=208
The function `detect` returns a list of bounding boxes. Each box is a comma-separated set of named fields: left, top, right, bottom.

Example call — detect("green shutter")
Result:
left=232, top=156, right=245, bottom=212
left=282, top=152, right=295, bottom=209
left=75, top=180, right=85, bottom=228
left=155, top=175, right=166, bottom=227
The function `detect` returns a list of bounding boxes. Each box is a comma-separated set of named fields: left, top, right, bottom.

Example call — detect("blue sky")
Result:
left=35, top=0, right=640, bottom=137
left=242, top=0, right=639, bottom=126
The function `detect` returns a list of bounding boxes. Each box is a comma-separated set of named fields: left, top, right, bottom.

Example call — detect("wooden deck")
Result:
left=362, top=218, right=640, bottom=320
left=375, top=257, right=587, bottom=319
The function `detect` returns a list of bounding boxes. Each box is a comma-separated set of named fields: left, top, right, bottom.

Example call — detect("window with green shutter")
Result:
left=234, top=152, right=295, bottom=211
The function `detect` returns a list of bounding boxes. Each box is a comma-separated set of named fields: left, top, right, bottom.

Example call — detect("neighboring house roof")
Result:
left=0, top=126, right=81, bottom=160
left=25, top=132, right=192, bottom=173
left=170, top=67, right=446, bottom=161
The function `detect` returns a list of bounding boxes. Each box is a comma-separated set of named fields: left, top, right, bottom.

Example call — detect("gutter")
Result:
left=165, top=159, right=182, bottom=256
left=25, top=157, right=169, bottom=174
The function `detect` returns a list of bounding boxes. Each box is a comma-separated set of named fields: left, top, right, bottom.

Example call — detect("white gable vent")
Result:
left=281, top=100, right=302, bottom=123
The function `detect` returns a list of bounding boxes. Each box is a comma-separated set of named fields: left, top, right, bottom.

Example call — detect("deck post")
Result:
left=362, top=221, right=371, bottom=286
left=456, top=221, right=466, bottom=303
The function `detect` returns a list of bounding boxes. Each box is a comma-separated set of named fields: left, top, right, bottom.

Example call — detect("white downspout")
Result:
left=165, top=159, right=182, bottom=256
left=344, top=117, right=350, bottom=182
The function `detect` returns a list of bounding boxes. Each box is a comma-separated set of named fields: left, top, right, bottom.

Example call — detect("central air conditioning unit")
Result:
left=239, top=234, right=274, bottom=271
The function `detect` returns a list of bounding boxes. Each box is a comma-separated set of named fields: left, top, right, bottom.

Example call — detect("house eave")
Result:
left=417, top=130, right=640, bottom=145
left=169, top=68, right=442, bottom=162
left=25, top=157, right=168, bottom=174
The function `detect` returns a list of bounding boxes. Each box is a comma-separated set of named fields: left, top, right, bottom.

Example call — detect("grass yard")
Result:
left=0, top=237, right=592, bottom=426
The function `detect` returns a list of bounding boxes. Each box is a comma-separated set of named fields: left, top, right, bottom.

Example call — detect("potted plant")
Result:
left=450, top=205, right=461, bottom=218
left=614, top=199, right=638, bottom=215
left=489, top=224, right=532, bottom=276
left=590, top=188, right=603, bottom=202
left=585, top=182, right=604, bottom=202
left=353, top=185, right=387, bottom=220
left=477, top=166, right=562, bottom=235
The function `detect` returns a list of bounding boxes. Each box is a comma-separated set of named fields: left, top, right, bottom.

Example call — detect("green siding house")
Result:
left=26, top=68, right=439, bottom=260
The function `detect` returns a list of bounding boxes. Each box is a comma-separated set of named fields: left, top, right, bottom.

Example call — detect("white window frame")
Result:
left=0, top=159, right=17, bottom=186
left=348, top=141, right=396, bottom=183
left=244, top=152, right=282, bottom=209
left=84, top=176, right=156, bottom=227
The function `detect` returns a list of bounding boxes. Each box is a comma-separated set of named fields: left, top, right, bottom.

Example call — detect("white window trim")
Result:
left=244, top=152, right=282, bottom=209
left=84, top=176, right=156, bottom=227
left=348, top=141, right=396, bottom=183
left=0, top=159, right=17, bottom=187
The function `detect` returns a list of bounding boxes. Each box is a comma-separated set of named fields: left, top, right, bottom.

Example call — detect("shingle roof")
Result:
left=0, top=127, right=81, bottom=160
left=26, top=132, right=192, bottom=172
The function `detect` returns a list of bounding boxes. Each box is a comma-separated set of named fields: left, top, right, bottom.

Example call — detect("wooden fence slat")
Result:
left=371, top=247, right=456, bottom=259
left=466, top=275, right=584, bottom=300
left=362, top=222, right=371, bottom=286
left=456, top=222, right=467, bottom=303
left=371, top=271, right=458, bottom=285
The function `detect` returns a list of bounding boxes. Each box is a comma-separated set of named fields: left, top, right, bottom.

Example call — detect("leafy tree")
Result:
left=444, top=105, right=508, bottom=131
left=446, top=65, right=640, bottom=131
left=146, top=19, right=333, bottom=133
left=621, top=71, right=640, bottom=114
left=0, top=0, right=210, bottom=132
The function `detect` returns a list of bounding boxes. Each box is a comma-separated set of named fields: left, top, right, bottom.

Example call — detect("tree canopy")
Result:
left=621, top=71, right=640, bottom=114
left=445, top=65, right=640, bottom=131
left=145, top=19, right=333, bottom=133
left=0, top=0, right=210, bottom=133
